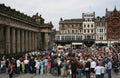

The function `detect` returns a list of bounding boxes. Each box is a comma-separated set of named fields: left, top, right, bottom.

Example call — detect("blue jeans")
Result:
left=25, top=64, right=29, bottom=73
left=96, top=75, right=101, bottom=78
left=36, top=69, right=39, bottom=74
left=78, top=69, right=82, bottom=78
left=107, top=69, right=112, bottom=78
left=85, top=72, right=90, bottom=78
left=40, top=65, right=44, bottom=75
left=54, top=67, right=58, bottom=76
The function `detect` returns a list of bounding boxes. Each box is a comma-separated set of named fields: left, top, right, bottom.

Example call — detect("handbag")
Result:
left=85, top=68, right=89, bottom=71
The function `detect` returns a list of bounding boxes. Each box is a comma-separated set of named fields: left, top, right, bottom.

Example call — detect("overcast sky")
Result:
left=0, top=0, right=120, bottom=30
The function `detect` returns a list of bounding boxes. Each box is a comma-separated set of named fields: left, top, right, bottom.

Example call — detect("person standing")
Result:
left=8, top=61, right=13, bottom=78
left=71, top=58, right=78, bottom=78
left=90, top=59, right=96, bottom=78
left=77, top=61, right=83, bottom=78
left=35, top=59, right=40, bottom=75
left=6, top=59, right=9, bottom=73
left=94, top=63, right=101, bottom=78
left=16, top=58, right=21, bottom=74
left=85, top=59, right=91, bottom=78
left=40, top=59, right=45, bottom=75
left=29, top=57, right=35, bottom=73
left=101, top=64, right=105, bottom=78
left=107, top=59, right=112, bottom=78
left=24, top=58, right=29, bottom=73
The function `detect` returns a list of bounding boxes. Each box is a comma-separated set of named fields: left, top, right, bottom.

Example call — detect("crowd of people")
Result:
left=0, top=47, right=120, bottom=78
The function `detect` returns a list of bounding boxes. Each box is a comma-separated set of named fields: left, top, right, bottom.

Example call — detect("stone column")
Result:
left=21, top=30, right=25, bottom=52
left=16, top=29, right=20, bottom=53
left=45, top=32, right=49, bottom=50
left=0, top=27, right=4, bottom=54
left=5, top=27, right=10, bottom=54
left=31, top=32, right=34, bottom=51
left=11, top=28, right=16, bottom=53
left=28, top=31, right=31, bottom=51
left=34, top=32, right=37, bottom=50
left=37, top=33, right=41, bottom=49
left=25, top=31, right=28, bottom=52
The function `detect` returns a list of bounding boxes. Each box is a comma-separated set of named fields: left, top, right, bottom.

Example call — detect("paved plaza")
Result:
left=0, top=71, right=120, bottom=78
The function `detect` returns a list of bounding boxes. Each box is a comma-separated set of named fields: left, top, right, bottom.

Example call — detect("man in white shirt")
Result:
left=91, top=59, right=96, bottom=77
left=101, top=64, right=105, bottom=78
left=94, top=64, right=101, bottom=78
left=16, top=58, right=21, bottom=74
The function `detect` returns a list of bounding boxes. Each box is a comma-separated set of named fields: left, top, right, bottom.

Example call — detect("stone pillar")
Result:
left=11, top=28, right=16, bottom=53
left=34, top=32, right=37, bottom=50
left=25, top=31, right=28, bottom=52
left=5, top=27, right=10, bottom=54
left=16, top=29, right=20, bottom=53
left=31, top=32, right=34, bottom=51
left=37, top=33, right=41, bottom=49
left=45, top=32, right=49, bottom=50
left=0, top=27, right=5, bottom=54
left=21, top=30, right=25, bottom=52
left=28, top=31, right=31, bottom=51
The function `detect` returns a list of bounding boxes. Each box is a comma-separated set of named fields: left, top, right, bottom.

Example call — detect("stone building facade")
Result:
left=0, top=4, right=53, bottom=55
left=95, top=16, right=107, bottom=47
left=55, top=7, right=120, bottom=48
left=82, top=12, right=95, bottom=40
left=55, top=18, right=83, bottom=49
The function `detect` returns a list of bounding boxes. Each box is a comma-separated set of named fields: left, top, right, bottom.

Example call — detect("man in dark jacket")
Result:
left=29, top=57, right=36, bottom=73
left=85, top=59, right=91, bottom=78
left=71, top=58, right=78, bottom=78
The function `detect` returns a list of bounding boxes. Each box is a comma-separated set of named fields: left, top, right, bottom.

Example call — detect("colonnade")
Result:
left=0, top=26, right=38, bottom=54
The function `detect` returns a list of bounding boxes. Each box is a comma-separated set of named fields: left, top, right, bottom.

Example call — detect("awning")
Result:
left=95, top=41, right=107, bottom=44
left=72, top=43, right=82, bottom=45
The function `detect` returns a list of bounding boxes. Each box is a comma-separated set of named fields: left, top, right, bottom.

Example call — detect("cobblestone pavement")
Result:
left=0, top=72, right=120, bottom=78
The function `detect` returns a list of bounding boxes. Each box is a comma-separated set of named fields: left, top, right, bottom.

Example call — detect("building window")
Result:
left=102, top=23, right=105, bottom=26
left=91, top=24, right=93, bottom=28
left=72, top=30, right=74, bottom=33
left=100, top=36, right=103, bottom=40
left=100, top=29, right=103, bottom=32
left=91, top=30, right=93, bottom=33
left=76, top=30, right=78, bottom=33
left=84, top=25, right=86, bottom=28
left=88, top=25, right=89, bottom=28
left=88, top=30, right=89, bottom=33
left=88, top=18, right=89, bottom=22
left=84, top=30, right=86, bottom=33
left=80, top=30, right=81, bottom=33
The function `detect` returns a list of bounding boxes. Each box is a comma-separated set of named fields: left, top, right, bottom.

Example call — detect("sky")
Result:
left=0, top=0, right=120, bottom=30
